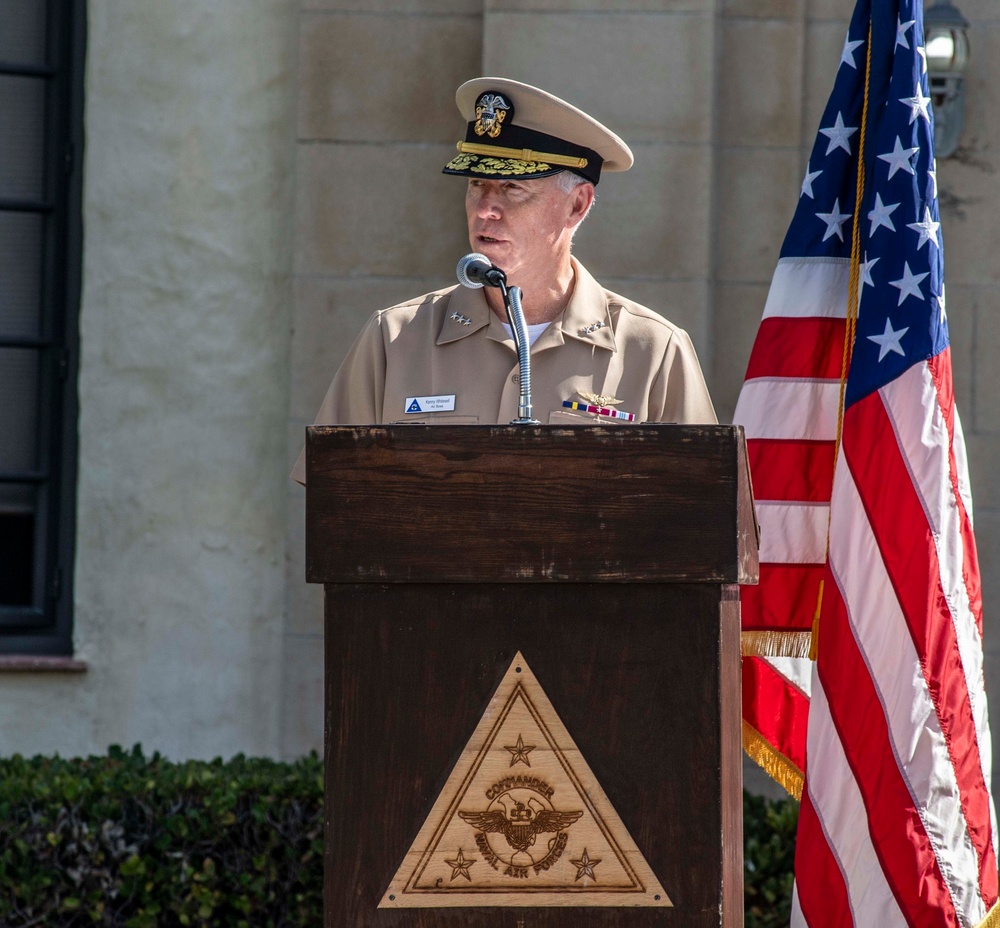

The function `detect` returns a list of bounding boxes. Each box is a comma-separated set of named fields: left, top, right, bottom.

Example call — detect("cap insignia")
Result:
left=474, top=92, right=511, bottom=140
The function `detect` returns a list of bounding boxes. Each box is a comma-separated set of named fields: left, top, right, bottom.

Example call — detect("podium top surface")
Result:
left=305, top=424, right=759, bottom=585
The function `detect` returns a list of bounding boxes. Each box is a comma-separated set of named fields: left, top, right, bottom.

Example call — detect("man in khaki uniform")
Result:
left=292, top=78, right=715, bottom=484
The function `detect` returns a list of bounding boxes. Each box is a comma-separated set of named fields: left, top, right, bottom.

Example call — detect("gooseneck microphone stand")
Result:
left=498, top=280, right=540, bottom=425
left=456, top=253, right=540, bottom=426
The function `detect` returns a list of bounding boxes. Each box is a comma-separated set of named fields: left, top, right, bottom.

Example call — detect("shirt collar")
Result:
left=437, top=285, right=491, bottom=345
left=549, top=257, right=617, bottom=352
left=435, top=257, right=617, bottom=352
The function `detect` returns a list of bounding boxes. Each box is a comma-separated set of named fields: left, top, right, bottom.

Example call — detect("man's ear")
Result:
left=567, top=181, right=596, bottom=227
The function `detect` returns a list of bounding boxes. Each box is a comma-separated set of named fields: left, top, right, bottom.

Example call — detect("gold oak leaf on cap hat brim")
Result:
left=443, top=77, right=633, bottom=186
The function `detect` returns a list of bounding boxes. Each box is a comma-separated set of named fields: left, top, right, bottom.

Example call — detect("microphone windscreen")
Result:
left=456, top=252, right=491, bottom=289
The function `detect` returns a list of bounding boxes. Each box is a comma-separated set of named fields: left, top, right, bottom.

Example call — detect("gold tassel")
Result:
left=976, top=898, right=1000, bottom=928
left=742, top=630, right=814, bottom=659
left=742, top=721, right=804, bottom=800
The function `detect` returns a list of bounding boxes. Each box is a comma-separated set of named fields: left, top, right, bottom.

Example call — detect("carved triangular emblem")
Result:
left=379, top=652, right=672, bottom=908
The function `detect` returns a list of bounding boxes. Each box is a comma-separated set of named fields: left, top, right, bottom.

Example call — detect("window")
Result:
left=0, top=0, right=85, bottom=654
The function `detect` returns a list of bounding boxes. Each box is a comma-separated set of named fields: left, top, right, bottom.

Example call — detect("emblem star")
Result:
left=840, top=34, right=865, bottom=69
left=816, top=198, right=852, bottom=242
left=868, top=317, right=910, bottom=362
left=937, top=289, right=947, bottom=324
left=889, top=261, right=929, bottom=305
left=927, top=167, right=938, bottom=199
left=901, top=86, right=932, bottom=124
left=868, top=192, right=900, bottom=235
left=917, top=45, right=928, bottom=74
left=571, top=848, right=602, bottom=882
left=819, top=112, right=858, bottom=156
left=444, top=848, right=476, bottom=881
left=907, top=206, right=941, bottom=249
left=861, top=253, right=879, bottom=288
left=878, top=136, right=920, bottom=179
left=505, top=734, right=536, bottom=767
left=896, top=17, right=916, bottom=49
left=800, top=163, right=823, bottom=199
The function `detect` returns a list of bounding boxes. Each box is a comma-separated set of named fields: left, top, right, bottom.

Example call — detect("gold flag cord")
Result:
left=809, top=21, right=873, bottom=662
left=742, top=720, right=804, bottom=801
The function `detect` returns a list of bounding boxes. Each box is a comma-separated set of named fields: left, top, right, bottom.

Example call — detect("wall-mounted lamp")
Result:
left=924, top=0, right=970, bottom=158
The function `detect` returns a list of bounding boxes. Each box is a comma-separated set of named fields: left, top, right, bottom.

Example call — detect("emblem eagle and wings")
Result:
left=474, top=93, right=510, bottom=139
left=459, top=799, right=583, bottom=855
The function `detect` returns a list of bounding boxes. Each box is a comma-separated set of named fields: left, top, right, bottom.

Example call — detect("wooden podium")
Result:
left=306, top=425, right=758, bottom=928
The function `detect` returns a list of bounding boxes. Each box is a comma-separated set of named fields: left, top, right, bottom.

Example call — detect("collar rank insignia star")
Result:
left=474, top=92, right=511, bottom=140
left=579, top=391, right=622, bottom=407
left=581, top=321, right=607, bottom=336
left=451, top=310, right=472, bottom=326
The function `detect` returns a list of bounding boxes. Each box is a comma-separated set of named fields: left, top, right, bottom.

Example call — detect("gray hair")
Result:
left=555, top=170, right=591, bottom=193
left=554, top=171, right=595, bottom=233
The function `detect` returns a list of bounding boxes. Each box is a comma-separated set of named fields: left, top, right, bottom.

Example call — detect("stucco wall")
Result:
left=1, top=0, right=998, bottom=799
left=283, top=0, right=1000, bottom=811
left=0, top=0, right=298, bottom=759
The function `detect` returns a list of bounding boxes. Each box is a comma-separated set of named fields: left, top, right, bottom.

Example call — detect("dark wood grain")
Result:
left=306, top=425, right=759, bottom=586
left=323, top=584, right=742, bottom=927
left=307, top=426, right=755, bottom=927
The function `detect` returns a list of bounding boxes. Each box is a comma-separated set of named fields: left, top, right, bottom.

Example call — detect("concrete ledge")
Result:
left=0, top=656, right=88, bottom=673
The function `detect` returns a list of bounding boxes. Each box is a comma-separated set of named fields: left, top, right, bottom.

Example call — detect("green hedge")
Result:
left=0, top=747, right=323, bottom=927
left=0, top=747, right=797, bottom=926
left=744, top=792, right=799, bottom=928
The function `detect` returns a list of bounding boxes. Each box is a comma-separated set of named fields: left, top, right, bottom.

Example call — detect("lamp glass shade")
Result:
left=924, top=2, right=970, bottom=74
left=926, top=32, right=956, bottom=70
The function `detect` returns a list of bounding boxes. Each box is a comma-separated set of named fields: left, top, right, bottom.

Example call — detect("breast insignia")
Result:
left=579, top=391, right=622, bottom=407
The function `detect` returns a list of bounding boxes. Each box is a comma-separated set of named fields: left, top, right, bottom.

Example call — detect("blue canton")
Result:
left=781, top=0, right=947, bottom=407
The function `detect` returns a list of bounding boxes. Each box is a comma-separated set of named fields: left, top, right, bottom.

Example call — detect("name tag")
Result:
left=404, top=394, right=456, bottom=414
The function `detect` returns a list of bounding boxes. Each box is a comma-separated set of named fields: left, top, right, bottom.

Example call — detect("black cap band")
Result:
left=457, top=121, right=603, bottom=183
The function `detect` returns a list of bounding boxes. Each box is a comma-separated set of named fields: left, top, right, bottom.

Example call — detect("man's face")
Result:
left=465, top=175, right=582, bottom=282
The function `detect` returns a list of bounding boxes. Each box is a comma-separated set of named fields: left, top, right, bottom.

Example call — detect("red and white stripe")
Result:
left=742, top=653, right=811, bottom=779
left=735, top=253, right=997, bottom=925
left=792, top=357, right=998, bottom=927
left=735, top=257, right=847, bottom=774
left=735, top=257, right=847, bottom=648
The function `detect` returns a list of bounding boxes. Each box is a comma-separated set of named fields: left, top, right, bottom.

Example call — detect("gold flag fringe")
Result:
left=743, top=721, right=804, bottom=801
left=978, top=898, right=1000, bottom=928
left=742, top=630, right=814, bottom=660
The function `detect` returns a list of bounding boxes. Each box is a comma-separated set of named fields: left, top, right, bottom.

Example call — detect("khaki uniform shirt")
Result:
left=292, top=258, right=716, bottom=484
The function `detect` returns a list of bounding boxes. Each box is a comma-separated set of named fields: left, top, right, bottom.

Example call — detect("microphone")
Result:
left=456, top=253, right=507, bottom=289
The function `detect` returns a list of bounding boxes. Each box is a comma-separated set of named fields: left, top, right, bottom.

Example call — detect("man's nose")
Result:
left=474, top=191, right=502, bottom=219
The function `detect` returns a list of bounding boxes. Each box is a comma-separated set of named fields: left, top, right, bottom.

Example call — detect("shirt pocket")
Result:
left=390, top=415, right=480, bottom=425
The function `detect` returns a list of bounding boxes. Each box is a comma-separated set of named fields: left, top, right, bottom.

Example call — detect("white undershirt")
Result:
left=502, top=321, right=550, bottom=347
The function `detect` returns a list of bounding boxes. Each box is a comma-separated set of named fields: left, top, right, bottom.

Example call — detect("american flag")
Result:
left=733, top=0, right=999, bottom=922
